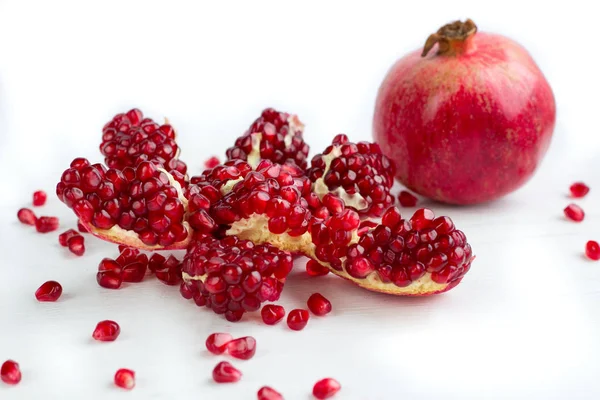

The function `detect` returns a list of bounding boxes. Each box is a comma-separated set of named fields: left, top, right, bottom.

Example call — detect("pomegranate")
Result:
left=17, top=208, right=36, bottom=225
left=33, top=190, right=47, bottom=206
left=313, top=378, right=341, bottom=399
left=92, top=320, right=121, bottom=341
left=374, top=19, right=556, bottom=204
left=564, top=204, right=584, bottom=222
left=570, top=182, right=589, bottom=198
left=227, top=336, right=257, bottom=360
left=307, top=293, right=332, bottom=316
left=96, top=248, right=149, bottom=288
left=114, top=368, right=135, bottom=390
left=261, top=304, right=286, bottom=325
left=1, top=360, right=21, bottom=385
left=35, top=280, right=63, bottom=302
left=287, top=309, right=309, bottom=331
left=59, top=229, right=80, bottom=246
left=586, top=241, right=600, bottom=261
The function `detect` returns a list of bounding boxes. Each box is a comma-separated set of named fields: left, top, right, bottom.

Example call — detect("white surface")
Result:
left=1, top=0, right=599, bottom=399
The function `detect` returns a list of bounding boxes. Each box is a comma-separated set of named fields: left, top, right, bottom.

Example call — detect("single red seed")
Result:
left=564, top=204, right=585, bottom=222
left=261, top=304, right=286, bottom=325
left=586, top=240, right=600, bottom=261
left=1, top=360, right=21, bottom=385
left=306, top=260, right=329, bottom=277
left=35, top=216, right=59, bottom=233
left=204, top=156, right=220, bottom=169
left=227, top=336, right=256, bottom=360
left=212, top=361, right=242, bottom=383
left=96, top=271, right=122, bottom=289
left=92, top=320, right=121, bottom=341
left=398, top=190, right=418, bottom=207
left=313, top=378, right=341, bottom=399
left=570, top=182, right=590, bottom=198
left=258, top=386, right=283, bottom=400
left=33, top=190, right=47, bottom=206
left=114, top=368, right=135, bottom=390
left=307, top=293, right=332, bottom=316
left=287, top=309, right=309, bottom=331
left=35, top=280, right=63, bottom=302
left=205, top=333, right=233, bottom=355
left=77, top=220, right=89, bottom=233
left=17, top=208, right=36, bottom=225
left=67, top=235, right=85, bottom=256
left=59, top=229, right=80, bottom=246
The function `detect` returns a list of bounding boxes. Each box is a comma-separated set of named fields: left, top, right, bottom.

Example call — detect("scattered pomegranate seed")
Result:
left=17, top=208, right=36, bottom=225
left=261, top=304, right=285, bottom=325
left=258, top=386, right=283, bottom=400
left=564, top=204, right=585, bottom=222
left=59, top=229, right=80, bottom=246
left=586, top=240, right=600, bottom=261
left=92, top=320, right=121, bottom=342
left=67, top=235, right=85, bottom=256
left=35, top=280, right=63, bottom=302
left=287, top=309, right=309, bottom=331
left=114, top=368, right=135, bottom=390
left=306, top=260, right=329, bottom=277
left=1, top=360, right=21, bottom=385
left=313, top=378, right=341, bottom=399
left=35, top=216, right=59, bottom=233
left=204, top=156, right=220, bottom=169
left=206, top=333, right=233, bottom=355
left=212, top=361, right=242, bottom=383
left=33, top=190, right=47, bottom=206
left=570, top=182, right=590, bottom=198
left=307, top=293, right=332, bottom=316
left=398, top=190, right=418, bottom=207
left=227, top=336, right=256, bottom=360
left=97, top=258, right=123, bottom=289
left=77, top=220, right=89, bottom=233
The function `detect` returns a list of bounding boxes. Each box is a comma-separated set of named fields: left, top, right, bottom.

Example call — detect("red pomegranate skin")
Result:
left=373, top=31, right=556, bottom=204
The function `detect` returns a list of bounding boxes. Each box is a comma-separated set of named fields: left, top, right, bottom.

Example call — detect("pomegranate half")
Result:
left=373, top=19, right=556, bottom=204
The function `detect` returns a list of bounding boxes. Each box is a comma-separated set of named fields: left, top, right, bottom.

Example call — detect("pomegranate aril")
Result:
left=33, top=190, right=47, bottom=206
left=205, top=156, right=220, bottom=169
left=1, top=360, right=21, bottom=385
left=586, top=240, right=600, bottom=261
left=306, top=260, right=330, bottom=277
left=206, top=332, right=233, bottom=355
left=212, top=361, right=242, bottom=383
left=77, top=220, right=89, bottom=233
left=35, top=280, right=63, bottom=302
left=564, top=204, right=584, bottom=222
left=35, top=216, right=59, bottom=233
left=97, top=271, right=122, bottom=289
left=59, top=229, right=80, bottom=246
left=258, top=386, right=283, bottom=400
left=398, top=190, right=417, bottom=207
left=313, top=378, right=341, bottom=399
left=570, top=182, right=589, bottom=198
left=226, top=336, right=256, bottom=360
left=92, top=320, right=121, bottom=341
left=122, top=262, right=147, bottom=282
left=17, top=208, right=36, bottom=225
left=67, top=235, right=85, bottom=256
left=307, top=293, right=332, bottom=316
left=261, top=304, right=285, bottom=325
left=287, top=309, right=309, bottom=331
left=114, top=368, right=135, bottom=390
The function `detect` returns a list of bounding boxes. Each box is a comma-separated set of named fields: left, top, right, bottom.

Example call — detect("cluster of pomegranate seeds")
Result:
left=148, top=253, right=182, bottom=285
left=92, top=320, right=121, bottom=342
left=33, top=190, right=47, bottom=206
left=261, top=304, right=286, bottom=325
left=287, top=309, right=310, bottom=331
left=570, top=182, right=590, bottom=198
left=1, top=360, right=21, bottom=385
left=205, top=332, right=234, bottom=355
left=59, top=229, right=85, bottom=256
left=586, top=241, right=600, bottom=261
left=114, top=368, right=135, bottom=390
left=307, top=134, right=395, bottom=217
left=313, top=378, right=341, bottom=399
left=97, top=247, right=150, bottom=289
left=226, top=108, right=309, bottom=169
left=181, top=235, right=292, bottom=321
left=204, top=156, right=220, bottom=169
left=307, top=293, right=332, bottom=316
left=35, top=281, right=63, bottom=302
left=258, top=386, right=283, bottom=400
left=564, top=203, right=585, bottom=222
left=17, top=208, right=36, bottom=225
left=306, top=260, right=329, bottom=277
left=398, top=190, right=418, bottom=207
left=212, top=361, right=242, bottom=383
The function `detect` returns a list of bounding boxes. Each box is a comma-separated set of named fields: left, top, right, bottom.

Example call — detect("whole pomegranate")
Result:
left=373, top=19, right=556, bottom=204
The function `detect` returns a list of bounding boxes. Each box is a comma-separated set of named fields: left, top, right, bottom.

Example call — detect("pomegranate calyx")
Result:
left=422, top=18, right=478, bottom=57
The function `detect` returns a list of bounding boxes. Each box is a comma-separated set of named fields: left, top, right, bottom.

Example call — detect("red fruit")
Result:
left=564, top=204, right=584, bottom=222
left=398, top=190, right=418, bottom=207
left=287, top=309, right=309, bottom=331
left=570, top=182, right=589, bottom=198
left=586, top=241, right=600, bottom=261
left=35, top=216, right=59, bottom=233
left=261, top=304, right=286, bottom=325
left=306, top=260, right=329, bottom=277
left=33, top=190, right=47, bottom=206
left=67, top=235, right=85, bottom=256
left=374, top=19, right=556, bottom=205
left=59, top=229, right=80, bottom=246
left=227, top=336, right=256, bottom=360
left=205, top=333, right=233, bottom=355
left=77, top=220, right=89, bottom=233
left=212, top=361, right=242, bottom=383
left=35, top=280, right=63, bottom=302
left=1, top=360, right=21, bottom=385
left=92, top=320, right=120, bottom=341
left=154, top=255, right=181, bottom=285
left=114, top=368, right=135, bottom=390
left=258, top=386, right=283, bottom=400
left=204, top=156, right=220, bottom=169
left=17, top=208, right=36, bottom=225
left=307, top=293, right=332, bottom=316
left=313, top=378, right=341, bottom=399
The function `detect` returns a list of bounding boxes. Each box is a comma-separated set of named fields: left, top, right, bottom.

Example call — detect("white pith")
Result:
left=246, top=133, right=263, bottom=168
left=220, top=177, right=243, bottom=195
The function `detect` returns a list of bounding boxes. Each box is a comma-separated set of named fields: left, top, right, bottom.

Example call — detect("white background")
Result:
left=1, top=0, right=599, bottom=399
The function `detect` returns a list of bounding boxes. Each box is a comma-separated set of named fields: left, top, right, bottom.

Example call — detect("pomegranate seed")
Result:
left=92, top=320, right=121, bottom=341
left=204, top=156, right=220, bottom=169
left=227, top=336, right=256, bottom=360
left=59, top=229, right=80, bottom=246
left=97, top=271, right=122, bottom=289
left=258, top=386, right=283, bottom=400
left=17, top=208, right=36, bottom=225
left=261, top=304, right=285, bottom=325
left=306, top=260, right=329, bottom=277
left=77, top=220, right=89, bottom=233
left=586, top=240, right=600, bottom=261
left=205, top=333, right=233, bottom=355
left=313, top=378, right=341, bottom=399
left=35, top=216, right=59, bottom=233
left=33, top=190, right=47, bottom=206
left=570, top=182, right=589, bottom=198
left=67, top=235, right=85, bottom=256
left=212, top=361, right=242, bottom=383
left=398, top=190, right=418, bottom=207
left=287, top=309, right=309, bottom=331
left=35, top=280, right=63, bottom=302
left=307, top=293, right=332, bottom=316
left=564, top=204, right=585, bottom=222
left=114, top=368, right=135, bottom=390
left=1, top=360, right=21, bottom=385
